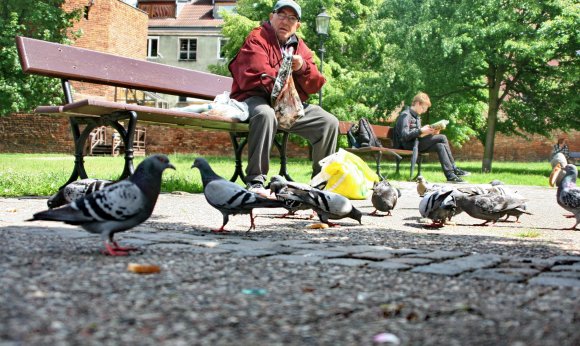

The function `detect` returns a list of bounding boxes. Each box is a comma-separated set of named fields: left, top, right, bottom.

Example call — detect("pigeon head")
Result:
left=562, top=164, right=578, bottom=185
left=349, top=206, right=363, bottom=224
left=47, top=191, right=66, bottom=209
left=192, top=157, right=223, bottom=187
left=130, top=154, right=175, bottom=197
left=417, top=176, right=425, bottom=183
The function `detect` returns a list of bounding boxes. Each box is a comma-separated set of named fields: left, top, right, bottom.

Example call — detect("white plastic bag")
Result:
left=172, top=91, right=249, bottom=121
left=310, top=149, right=379, bottom=200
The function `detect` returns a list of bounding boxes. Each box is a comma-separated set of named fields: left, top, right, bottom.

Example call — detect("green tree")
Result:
left=0, top=0, right=81, bottom=116
left=377, top=0, right=579, bottom=172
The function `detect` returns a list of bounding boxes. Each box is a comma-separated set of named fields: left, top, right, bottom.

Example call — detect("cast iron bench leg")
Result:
left=373, top=152, right=385, bottom=180
left=110, top=111, right=137, bottom=180
left=229, top=132, right=246, bottom=183
left=61, top=117, right=98, bottom=189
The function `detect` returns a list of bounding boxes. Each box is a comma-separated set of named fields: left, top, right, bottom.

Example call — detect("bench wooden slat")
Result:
left=17, top=36, right=232, bottom=100
left=36, top=99, right=250, bottom=133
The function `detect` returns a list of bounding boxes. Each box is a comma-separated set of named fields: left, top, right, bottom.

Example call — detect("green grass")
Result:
left=0, top=153, right=552, bottom=197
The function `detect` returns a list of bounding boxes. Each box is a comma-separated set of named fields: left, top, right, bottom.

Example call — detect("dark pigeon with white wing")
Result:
left=29, top=155, right=175, bottom=256
left=192, top=157, right=286, bottom=232
left=47, top=178, right=113, bottom=209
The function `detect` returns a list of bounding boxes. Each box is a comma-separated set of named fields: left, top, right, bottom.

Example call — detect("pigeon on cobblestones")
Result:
left=454, top=191, right=531, bottom=226
left=370, top=180, right=400, bottom=216
left=29, top=155, right=175, bottom=256
left=457, top=184, right=529, bottom=222
left=47, top=178, right=113, bottom=209
left=551, top=163, right=580, bottom=230
left=419, top=189, right=458, bottom=227
left=274, top=184, right=362, bottom=226
left=268, top=175, right=314, bottom=218
left=192, top=158, right=286, bottom=232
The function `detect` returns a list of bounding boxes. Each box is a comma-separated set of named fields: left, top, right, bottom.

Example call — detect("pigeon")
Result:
left=419, top=189, right=458, bottom=227
left=47, top=178, right=113, bottom=209
left=267, top=175, right=313, bottom=218
left=370, top=180, right=401, bottom=216
left=458, top=184, right=529, bottom=222
left=274, top=185, right=362, bottom=226
left=454, top=192, right=531, bottom=226
left=192, top=157, right=286, bottom=232
left=29, top=155, right=175, bottom=256
left=551, top=164, right=580, bottom=230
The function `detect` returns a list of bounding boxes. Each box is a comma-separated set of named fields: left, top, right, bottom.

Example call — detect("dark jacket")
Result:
left=393, top=106, right=421, bottom=149
left=228, top=22, right=325, bottom=102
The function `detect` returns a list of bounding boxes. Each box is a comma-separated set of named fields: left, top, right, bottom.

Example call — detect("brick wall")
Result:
left=62, top=0, right=148, bottom=100
left=0, top=114, right=72, bottom=153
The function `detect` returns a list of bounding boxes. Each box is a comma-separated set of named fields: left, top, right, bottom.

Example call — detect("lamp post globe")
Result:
left=315, top=8, right=330, bottom=106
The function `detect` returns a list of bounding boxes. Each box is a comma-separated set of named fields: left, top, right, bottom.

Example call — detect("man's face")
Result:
left=269, top=7, right=301, bottom=44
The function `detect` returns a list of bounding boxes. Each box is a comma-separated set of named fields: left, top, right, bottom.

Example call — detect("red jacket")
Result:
left=228, top=22, right=325, bottom=103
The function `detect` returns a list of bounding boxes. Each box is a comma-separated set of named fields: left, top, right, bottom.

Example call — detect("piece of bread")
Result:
left=127, top=263, right=161, bottom=274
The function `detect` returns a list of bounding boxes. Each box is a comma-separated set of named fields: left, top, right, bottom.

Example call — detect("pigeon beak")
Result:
left=548, top=164, right=562, bottom=187
left=168, top=163, right=176, bottom=170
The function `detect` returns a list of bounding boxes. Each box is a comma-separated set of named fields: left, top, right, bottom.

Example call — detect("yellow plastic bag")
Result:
left=310, top=149, right=380, bottom=200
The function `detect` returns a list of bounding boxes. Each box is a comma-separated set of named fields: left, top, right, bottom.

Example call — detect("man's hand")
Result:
left=292, top=55, right=304, bottom=71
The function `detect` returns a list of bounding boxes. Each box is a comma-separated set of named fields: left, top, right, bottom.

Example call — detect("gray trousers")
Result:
left=244, top=96, right=339, bottom=184
left=402, top=134, right=456, bottom=176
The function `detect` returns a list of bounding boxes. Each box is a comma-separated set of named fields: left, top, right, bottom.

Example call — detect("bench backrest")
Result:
left=16, top=36, right=232, bottom=100
left=338, top=121, right=394, bottom=140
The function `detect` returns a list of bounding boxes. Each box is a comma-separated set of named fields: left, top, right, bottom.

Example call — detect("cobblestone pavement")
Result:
left=1, top=182, right=579, bottom=345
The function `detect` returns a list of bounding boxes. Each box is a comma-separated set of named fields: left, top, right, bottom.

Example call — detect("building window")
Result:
left=218, top=38, right=228, bottom=60
left=147, top=37, right=159, bottom=58
left=179, top=38, right=197, bottom=61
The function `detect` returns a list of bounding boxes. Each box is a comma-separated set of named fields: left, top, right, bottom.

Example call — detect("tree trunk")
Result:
left=482, top=67, right=502, bottom=173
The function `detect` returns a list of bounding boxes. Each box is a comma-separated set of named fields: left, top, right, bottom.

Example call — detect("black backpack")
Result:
left=347, top=118, right=383, bottom=148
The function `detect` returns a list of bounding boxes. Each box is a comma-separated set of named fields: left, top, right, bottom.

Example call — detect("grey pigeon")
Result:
left=457, top=184, right=529, bottom=222
left=370, top=180, right=400, bottom=216
left=552, top=164, right=580, bottom=230
left=192, top=158, right=286, bottom=232
left=267, top=175, right=313, bottom=217
left=454, top=192, right=531, bottom=226
left=274, top=185, right=362, bottom=226
left=29, top=155, right=175, bottom=256
left=47, top=178, right=113, bottom=209
left=419, top=189, right=457, bottom=227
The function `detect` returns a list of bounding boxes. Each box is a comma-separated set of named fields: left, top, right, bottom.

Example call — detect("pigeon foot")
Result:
left=111, top=241, right=138, bottom=252
left=103, top=243, right=131, bottom=256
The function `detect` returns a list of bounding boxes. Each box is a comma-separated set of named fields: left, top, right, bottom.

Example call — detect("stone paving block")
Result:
left=350, top=251, right=395, bottom=261
left=118, top=239, right=155, bottom=247
left=320, top=258, right=372, bottom=267
left=385, top=248, right=429, bottom=255
left=215, top=242, right=284, bottom=251
left=405, top=250, right=467, bottom=260
left=282, top=243, right=334, bottom=250
left=389, top=257, right=433, bottom=265
left=51, top=230, right=95, bottom=239
left=268, top=255, right=324, bottom=264
left=501, top=257, right=556, bottom=270
left=537, top=271, right=580, bottom=279
left=272, top=239, right=311, bottom=247
left=367, top=261, right=412, bottom=271
left=148, top=243, right=231, bottom=254
left=326, top=245, right=393, bottom=253
left=528, top=276, right=580, bottom=288
left=231, top=249, right=280, bottom=257
left=551, top=264, right=580, bottom=272
left=469, top=268, right=540, bottom=283
left=292, top=250, right=348, bottom=258
left=411, top=254, right=503, bottom=276
left=548, top=255, right=580, bottom=264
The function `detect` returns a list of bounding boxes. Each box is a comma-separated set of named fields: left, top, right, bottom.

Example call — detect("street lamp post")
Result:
left=316, top=7, right=330, bottom=106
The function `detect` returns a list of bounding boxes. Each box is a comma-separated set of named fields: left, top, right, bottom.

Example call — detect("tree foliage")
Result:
left=0, top=0, right=80, bottom=116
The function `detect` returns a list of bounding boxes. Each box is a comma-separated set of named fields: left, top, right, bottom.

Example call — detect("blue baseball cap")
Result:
left=272, top=0, right=301, bottom=20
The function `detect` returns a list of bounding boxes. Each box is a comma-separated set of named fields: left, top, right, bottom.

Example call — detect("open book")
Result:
left=429, top=119, right=449, bottom=131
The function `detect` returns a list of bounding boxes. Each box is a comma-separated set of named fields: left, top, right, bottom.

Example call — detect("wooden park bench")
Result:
left=338, top=121, right=427, bottom=180
left=15, top=36, right=292, bottom=188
